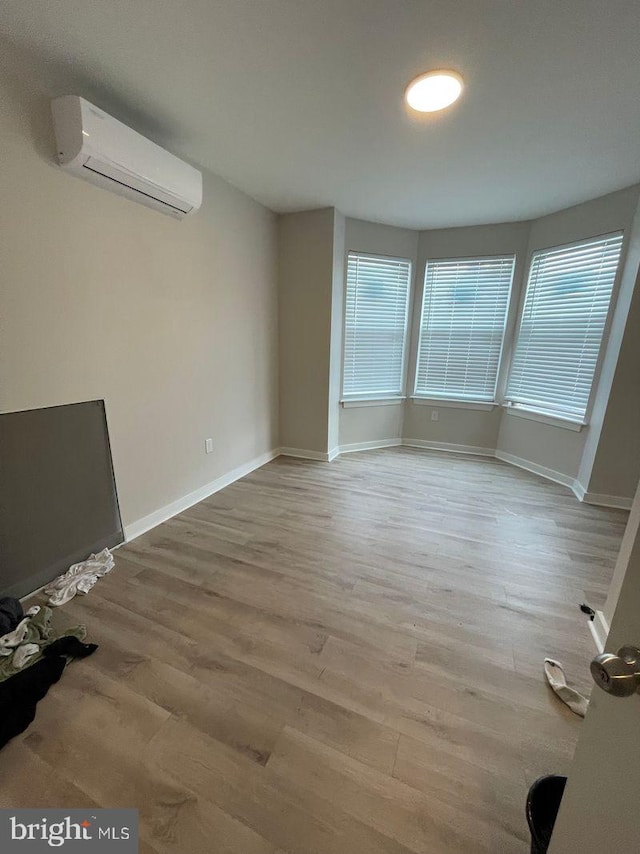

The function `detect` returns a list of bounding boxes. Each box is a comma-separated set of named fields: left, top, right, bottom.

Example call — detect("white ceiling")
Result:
left=1, top=0, right=639, bottom=228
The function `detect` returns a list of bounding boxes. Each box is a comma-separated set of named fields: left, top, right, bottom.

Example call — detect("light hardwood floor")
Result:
left=0, top=448, right=628, bottom=853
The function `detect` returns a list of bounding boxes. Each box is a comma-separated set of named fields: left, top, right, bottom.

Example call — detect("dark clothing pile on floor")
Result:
left=0, top=596, right=98, bottom=749
left=0, top=596, right=24, bottom=636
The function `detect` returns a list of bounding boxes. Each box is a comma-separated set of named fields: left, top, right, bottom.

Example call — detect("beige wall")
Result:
left=581, top=195, right=640, bottom=500
left=497, top=185, right=640, bottom=483
left=403, top=404, right=503, bottom=451
left=278, top=208, right=336, bottom=454
left=588, top=264, right=640, bottom=497
left=496, top=414, right=585, bottom=479
left=340, top=404, right=404, bottom=448
left=0, top=50, right=279, bottom=531
left=338, top=217, right=419, bottom=446
left=406, top=222, right=530, bottom=447
left=328, top=211, right=345, bottom=453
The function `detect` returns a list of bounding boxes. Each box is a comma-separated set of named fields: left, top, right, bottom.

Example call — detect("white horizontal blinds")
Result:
left=415, top=256, right=515, bottom=401
left=343, top=253, right=411, bottom=397
left=506, top=233, right=623, bottom=421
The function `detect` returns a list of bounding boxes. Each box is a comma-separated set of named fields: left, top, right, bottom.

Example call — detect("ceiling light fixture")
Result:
left=405, top=70, right=463, bottom=113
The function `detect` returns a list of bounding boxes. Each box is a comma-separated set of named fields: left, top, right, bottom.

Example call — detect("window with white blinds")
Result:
left=414, top=256, right=515, bottom=401
left=505, top=233, right=623, bottom=422
left=342, top=253, right=411, bottom=398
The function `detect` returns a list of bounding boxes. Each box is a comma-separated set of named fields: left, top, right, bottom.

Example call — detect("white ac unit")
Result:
left=51, top=96, right=203, bottom=219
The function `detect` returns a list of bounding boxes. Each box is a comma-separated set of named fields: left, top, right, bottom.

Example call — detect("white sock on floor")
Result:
left=0, top=608, right=42, bottom=656
left=544, top=658, right=589, bottom=717
left=12, top=643, right=40, bottom=669
left=0, top=618, right=32, bottom=656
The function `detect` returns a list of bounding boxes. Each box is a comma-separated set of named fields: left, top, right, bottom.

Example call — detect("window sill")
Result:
left=503, top=405, right=585, bottom=432
left=341, top=397, right=406, bottom=408
left=410, top=396, right=496, bottom=412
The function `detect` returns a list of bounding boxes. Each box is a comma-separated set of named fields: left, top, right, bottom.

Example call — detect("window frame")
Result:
left=340, top=250, right=413, bottom=402
left=503, top=230, right=625, bottom=427
left=412, top=252, right=517, bottom=405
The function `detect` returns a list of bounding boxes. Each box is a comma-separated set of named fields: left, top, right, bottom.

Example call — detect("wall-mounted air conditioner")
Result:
left=51, top=96, right=203, bottom=219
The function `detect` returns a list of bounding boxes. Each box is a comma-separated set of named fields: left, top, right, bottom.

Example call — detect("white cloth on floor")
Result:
left=44, top=548, right=115, bottom=607
left=0, top=617, right=32, bottom=656
left=0, top=607, right=42, bottom=656
left=544, top=658, right=589, bottom=717
left=12, top=643, right=40, bottom=669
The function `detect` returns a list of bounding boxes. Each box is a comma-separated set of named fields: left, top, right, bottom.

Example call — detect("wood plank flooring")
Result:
left=0, top=448, right=628, bottom=853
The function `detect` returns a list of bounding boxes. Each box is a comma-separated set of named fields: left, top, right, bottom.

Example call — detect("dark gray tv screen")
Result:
left=0, top=400, right=123, bottom=598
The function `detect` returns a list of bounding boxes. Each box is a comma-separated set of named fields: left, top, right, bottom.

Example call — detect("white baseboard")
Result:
left=328, top=447, right=340, bottom=462
left=403, top=439, right=496, bottom=457
left=338, top=438, right=402, bottom=454
left=19, top=581, right=50, bottom=604
left=579, top=490, right=632, bottom=510
left=588, top=609, right=610, bottom=652
left=573, top=479, right=631, bottom=509
left=494, top=450, right=575, bottom=489
left=124, top=449, right=279, bottom=542
left=572, top=480, right=587, bottom=502
left=279, top=447, right=331, bottom=462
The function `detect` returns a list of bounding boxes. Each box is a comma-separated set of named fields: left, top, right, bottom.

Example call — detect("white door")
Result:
left=549, top=486, right=640, bottom=852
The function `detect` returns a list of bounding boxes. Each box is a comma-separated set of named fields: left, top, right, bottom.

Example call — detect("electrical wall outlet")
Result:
left=431, top=410, right=439, bottom=421
left=204, top=438, right=214, bottom=454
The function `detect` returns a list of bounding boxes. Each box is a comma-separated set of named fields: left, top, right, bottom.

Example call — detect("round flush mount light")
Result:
left=405, top=70, right=463, bottom=113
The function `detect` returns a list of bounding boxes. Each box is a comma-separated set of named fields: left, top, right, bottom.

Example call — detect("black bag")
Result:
left=526, top=775, right=567, bottom=854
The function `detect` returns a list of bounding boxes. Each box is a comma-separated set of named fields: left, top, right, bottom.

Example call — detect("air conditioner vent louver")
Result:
left=82, top=158, right=193, bottom=215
